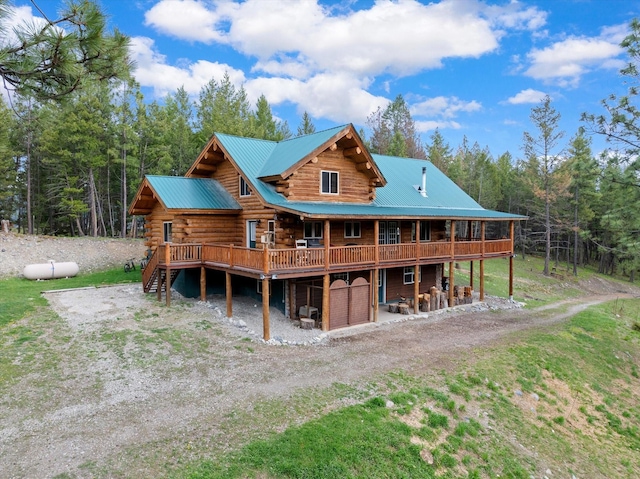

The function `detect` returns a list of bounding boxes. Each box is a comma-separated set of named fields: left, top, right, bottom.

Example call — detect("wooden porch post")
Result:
left=479, top=260, right=485, bottom=301
left=374, top=220, right=379, bottom=265
left=480, top=221, right=486, bottom=301
left=324, top=220, right=330, bottom=270
left=225, top=271, right=232, bottom=317
left=373, top=268, right=379, bottom=322
left=449, top=220, right=455, bottom=307
left=468, top=221, right=474, bottom=290
left=200, top=266, right=206, bottom=301
left=262, top=277, right=270, bottom=340
left=322, top=273, right=330, bottom=331
left=509, top=220, right=515, bottom=301
left=289, top=280, right=295, bottom=319
left=157, top=269, right=163, bottom=302
left=165, top=268, right=172, bottom=307
left=414, top=220, right=420, bottom=313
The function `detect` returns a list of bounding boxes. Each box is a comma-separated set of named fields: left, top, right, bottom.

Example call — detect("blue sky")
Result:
left=7, top=0, right=640, bottom=158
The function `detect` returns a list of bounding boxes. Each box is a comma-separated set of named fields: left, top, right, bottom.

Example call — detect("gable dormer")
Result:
left=183, top=124, right=387, bottom=206
left=185, top=136, right=228, bottom=178
left=259, top=124, right=386, bottom=203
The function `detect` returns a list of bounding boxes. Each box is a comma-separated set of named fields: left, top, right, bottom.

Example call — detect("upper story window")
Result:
left=411, top=221, right=431, bottom=242
left=321, top=170, right=339, bottom=194
left=344, top=221, right=361, bottom=238
left=239, top=176, right=251, bottom=197
left=304, top=221, right=323, bottom=239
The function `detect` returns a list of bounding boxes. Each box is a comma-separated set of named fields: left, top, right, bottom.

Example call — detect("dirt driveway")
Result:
left=1, top=279, right=639, bottom=479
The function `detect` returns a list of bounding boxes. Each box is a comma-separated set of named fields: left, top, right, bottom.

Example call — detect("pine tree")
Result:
left=296, top=111, right=316, bottom=136
left=0, top=0, right=131, bottom=100
left=523, top=95, right=566, bottom=276
left=366, top=94, right=425, bottom=158
left=251, top=95, right=290, bottom=141
left=426, top=129, right=453, bottom=173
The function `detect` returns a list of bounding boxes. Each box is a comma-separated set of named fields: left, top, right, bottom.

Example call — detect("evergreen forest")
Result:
left=1, top=5, right=640, bottom=282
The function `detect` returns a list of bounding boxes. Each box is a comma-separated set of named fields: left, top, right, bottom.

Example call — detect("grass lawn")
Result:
left=454, top=254, right=613, bottom=307
left=2, top=257, right=639, bottom=478
left=176, top=298, right=640, bottom=479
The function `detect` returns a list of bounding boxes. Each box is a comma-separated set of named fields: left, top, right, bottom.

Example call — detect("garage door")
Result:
left=329, top=277, right=370, bottom=330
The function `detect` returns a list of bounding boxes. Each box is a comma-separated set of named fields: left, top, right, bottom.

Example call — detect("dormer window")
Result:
left=239, top=176, right=251, bottom=197
left=321, top=170, right=338, bottom=194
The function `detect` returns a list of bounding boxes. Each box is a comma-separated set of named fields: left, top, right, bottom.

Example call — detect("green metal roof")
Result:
left=272, top=202, right=521, bottom=220
left=258, top=125, right=348, bottom=177
left=255, top=152, right=525, bottom=221
left=146, top=176, right=241, bottom=210
left=215, top=125, right=349, bottom=181
left=170, top=127, right=526, bottom=221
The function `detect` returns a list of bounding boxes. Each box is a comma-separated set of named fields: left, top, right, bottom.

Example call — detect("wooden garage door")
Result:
left=329, top=279, right=349, bottom=329
left=329, top=277, right=370, bottom=330
left=348, top=277, right=370, bottom=325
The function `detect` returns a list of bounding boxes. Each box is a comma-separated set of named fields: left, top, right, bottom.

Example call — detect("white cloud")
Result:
left=2, top=5, right=58, bottom=46
left=483, top=0, right=547, bottom=31
left=144, top=0, right=224, bottom=43
left=524, top=26, right=625, bottom=87
left=245, top=73, right=388, bottom=124
left=415, top=120, right=462, bottom=132
left=144, top=0, right=540, bottom=78
left=129, top=36, right=245, bottom=98
left=251, top=58, right=312, bottom=79
left=506, top=88, right=547, bottom=104
left=411, top=96, right=482, bottom=119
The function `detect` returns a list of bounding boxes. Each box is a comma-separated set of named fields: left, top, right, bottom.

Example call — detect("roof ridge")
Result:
left=278, top=124, right=349, bottom=144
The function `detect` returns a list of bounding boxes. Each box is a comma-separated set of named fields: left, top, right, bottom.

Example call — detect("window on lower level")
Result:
left=403, top=266, right=421, bottom=285
left=331, top=272, right=349, bottom=284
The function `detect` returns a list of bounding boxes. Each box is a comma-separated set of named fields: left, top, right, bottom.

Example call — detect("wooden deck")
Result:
left=153, top=238, right=512, bottom=278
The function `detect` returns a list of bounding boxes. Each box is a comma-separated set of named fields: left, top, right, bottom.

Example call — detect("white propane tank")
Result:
left=23, top=260, right=79, bottom=280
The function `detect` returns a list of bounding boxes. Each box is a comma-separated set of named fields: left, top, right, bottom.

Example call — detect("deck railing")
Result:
left=269, top=248, right=325, bottom=270
left=158, top=243, right=202, bottom=264
left=454, top=241, right=482, bottom=256
left=419, top=242, right=451, bottom=259
left=485, top=239, right=512, bottom=255
left=232, top=246, right=266, bottom=271
left=379, top=243, right=416, bottom=263
left=330, top=245, right=376, bottom=266
left=159, top=239, right=512, bottom=274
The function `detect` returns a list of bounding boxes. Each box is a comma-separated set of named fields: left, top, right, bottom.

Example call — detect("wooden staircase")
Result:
left=142, top=250, right=180, bottom=293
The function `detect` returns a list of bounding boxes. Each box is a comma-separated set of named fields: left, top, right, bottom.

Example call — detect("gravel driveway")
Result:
left=1, top=278, right=639, bottom=478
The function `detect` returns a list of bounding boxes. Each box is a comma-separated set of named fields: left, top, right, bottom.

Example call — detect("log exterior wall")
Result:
left=385, top=265, right=439, bottom=303
left=280, top=149, right=374, bottom=203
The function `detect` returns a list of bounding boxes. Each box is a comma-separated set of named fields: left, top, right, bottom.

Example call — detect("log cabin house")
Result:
left=129, top=124, right=524, bottom=339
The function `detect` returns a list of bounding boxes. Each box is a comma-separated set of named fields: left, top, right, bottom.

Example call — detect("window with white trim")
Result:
left=403, top=266, right=421, bottom=285
left=321, top=170, right=338, bottom=194
left=303, top=221, right=323, bottom=239
left=411, top=221, right=431, bottom=242
left=163, top=222, right=172, bottom=243
left=239, top=176, right=251, bottom=197
left=344, top=221, right=361, bottom=238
